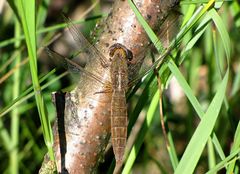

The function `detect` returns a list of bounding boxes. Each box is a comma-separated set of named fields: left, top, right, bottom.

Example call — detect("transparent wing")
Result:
left=127, top=12, right=181, bottom=88
left=62, top=14, right=109, bottom=68
left=128, top=48, right=173, bottom=88
left=157, top=11, right=181, bottom=48
left=45, top=47, right=106, bottom=85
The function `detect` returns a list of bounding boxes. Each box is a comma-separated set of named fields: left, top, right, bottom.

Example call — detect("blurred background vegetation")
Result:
left=0, top=0, right=240, bottom=173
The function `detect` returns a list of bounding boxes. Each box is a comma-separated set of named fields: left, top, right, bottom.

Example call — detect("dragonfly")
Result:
left=45, top=14, right=179, bottom=170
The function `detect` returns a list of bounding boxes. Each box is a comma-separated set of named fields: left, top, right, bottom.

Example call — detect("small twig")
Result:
left=154, top=69, right=170, bottom=149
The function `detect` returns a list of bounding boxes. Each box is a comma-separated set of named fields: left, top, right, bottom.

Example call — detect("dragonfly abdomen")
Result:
left=111, top=90, right=128, bottom=163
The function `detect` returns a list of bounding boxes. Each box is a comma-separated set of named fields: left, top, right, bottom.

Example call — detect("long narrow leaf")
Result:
left=173, top=66, right=229, bottom=174
left=16, top=0, right=54, bottom=161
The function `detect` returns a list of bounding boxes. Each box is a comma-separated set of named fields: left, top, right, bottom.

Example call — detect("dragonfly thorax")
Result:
left=109, top=43, right=130, bottom=92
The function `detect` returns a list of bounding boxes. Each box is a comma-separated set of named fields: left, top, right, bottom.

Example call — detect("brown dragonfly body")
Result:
left=109, top=43, right=133, bottom=164
left=46, top=31, right=133, bottom=165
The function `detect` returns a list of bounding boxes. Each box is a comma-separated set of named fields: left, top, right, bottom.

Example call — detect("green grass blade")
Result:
left=9, top=17, right=21, bottom=174
left=206, top=148, right=240, bottom=174
left=123, top=90, right=160, bottom=174
left=226, top=121, right=240, bottom=173
left=181, top=3, right=196, bottom=27
left=207, top=138, right=216, bottom=170
left=173, top=67, right=229, bottom=174
left=209, top=9, right=231, bottom=61
left=231, top=63, right=240, bottom=97
left=168, top=56, right=226, bottom=162
left=0, top=69, right=63, bottom=118
left=0, top=120, right=11, bottom=151
left=0, top=15, right=103, bottom=48
left=15, top=0, right=54, bottom=161
left=168, top=59, right=205, bottom=118
left=127, top=0, right=164, bottom=52
left=212, top=134, right=226, bottom=160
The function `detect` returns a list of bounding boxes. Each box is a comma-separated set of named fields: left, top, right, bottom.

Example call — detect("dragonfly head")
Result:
left=109, top=43, right=133, bottom=63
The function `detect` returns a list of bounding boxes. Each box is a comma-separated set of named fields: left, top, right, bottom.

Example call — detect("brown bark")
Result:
left=40, top=0, right=179, bottom=173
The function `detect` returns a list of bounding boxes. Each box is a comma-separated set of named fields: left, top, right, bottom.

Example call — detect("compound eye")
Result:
left=126, top=50, right=133, bottom=61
